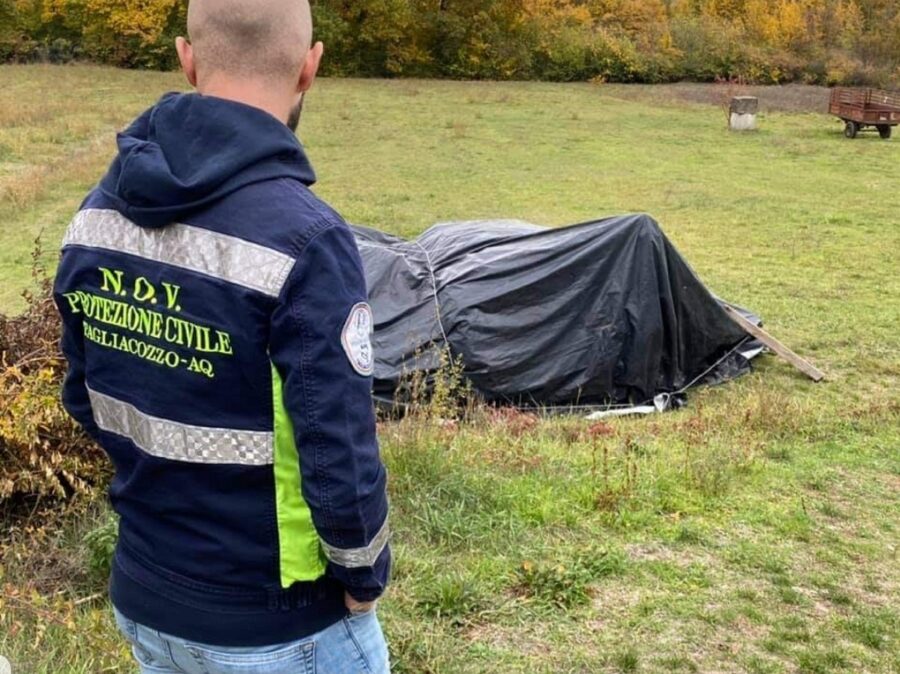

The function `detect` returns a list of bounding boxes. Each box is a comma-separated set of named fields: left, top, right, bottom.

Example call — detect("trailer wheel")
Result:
left=877, top=125, right=892, bottom=139
left=844, top=121, right=859, bottom=139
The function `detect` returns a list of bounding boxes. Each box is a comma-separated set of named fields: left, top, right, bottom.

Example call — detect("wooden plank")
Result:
left=723, top=305, right=826, bottom=382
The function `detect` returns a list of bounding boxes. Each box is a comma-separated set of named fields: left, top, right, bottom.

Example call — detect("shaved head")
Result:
left=187, top=0, right=313, bottom=85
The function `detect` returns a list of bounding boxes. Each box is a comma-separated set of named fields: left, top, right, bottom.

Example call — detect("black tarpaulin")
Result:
left=352, top=214, right=759, bottom=410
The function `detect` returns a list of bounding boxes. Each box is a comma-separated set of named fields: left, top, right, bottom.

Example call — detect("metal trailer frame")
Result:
left=829, top=87, right=900, bottom=139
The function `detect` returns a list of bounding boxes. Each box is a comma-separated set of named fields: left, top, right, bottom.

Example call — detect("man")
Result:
left=52, top=1, right=391, bottom=671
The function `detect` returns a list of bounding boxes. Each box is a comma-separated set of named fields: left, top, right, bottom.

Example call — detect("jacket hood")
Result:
left=99, top=92, right=316, bottom=228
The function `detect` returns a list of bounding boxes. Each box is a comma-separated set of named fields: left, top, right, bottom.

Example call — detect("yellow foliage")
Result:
left=87, top=0, right=179, bottom=44
left=834, top=0, right=865, bottom=48
left=592, top=0, right=668, bottom=34
left=0, top=262, right=107, bottom=507
left=2, top=1, right=899, bottom=110
left=743, top=0, right=810, bottom=49
left=0, top=362, right=105, bottom=502
left=523, top=0, right=592, bottom=24
left=42, top=0, right=179, bottom=44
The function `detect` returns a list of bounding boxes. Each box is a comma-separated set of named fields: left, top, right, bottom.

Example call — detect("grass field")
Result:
left=1, top=64, right=898, bottom=673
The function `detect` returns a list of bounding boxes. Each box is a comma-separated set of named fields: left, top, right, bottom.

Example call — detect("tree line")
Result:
left=2, top=0, right=899, bottom=86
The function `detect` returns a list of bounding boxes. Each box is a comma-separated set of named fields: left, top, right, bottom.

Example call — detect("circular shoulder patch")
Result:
left=341, top=302, right=374, bottom=376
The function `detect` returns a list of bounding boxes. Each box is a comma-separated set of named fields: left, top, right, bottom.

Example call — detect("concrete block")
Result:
left=730, top=112, right=757, bottom=131
left=729, top=97, right=759, bottom=131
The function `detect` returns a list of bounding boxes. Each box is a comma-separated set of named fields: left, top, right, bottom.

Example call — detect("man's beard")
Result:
left=287, top=94, right=304, bottom=133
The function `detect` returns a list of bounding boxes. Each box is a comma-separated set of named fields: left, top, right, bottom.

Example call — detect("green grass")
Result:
left=1, top=64, right=899, bottom=673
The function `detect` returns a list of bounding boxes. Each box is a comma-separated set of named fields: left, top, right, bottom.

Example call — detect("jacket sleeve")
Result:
left=53, top=251, right=101, bottom=441
left=269, top=222, right=390, bottom=602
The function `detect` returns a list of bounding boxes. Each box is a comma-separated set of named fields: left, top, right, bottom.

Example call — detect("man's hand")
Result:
left=345, top=591, right=377, bottom=615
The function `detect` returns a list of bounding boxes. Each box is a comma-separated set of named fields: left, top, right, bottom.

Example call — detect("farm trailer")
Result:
left=829, top=87, right=900, bottom=139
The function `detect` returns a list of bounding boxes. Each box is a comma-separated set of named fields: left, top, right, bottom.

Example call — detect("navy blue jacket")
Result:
left=53, top=93, right=390, bottom=647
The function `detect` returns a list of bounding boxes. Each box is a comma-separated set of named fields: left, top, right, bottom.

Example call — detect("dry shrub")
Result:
left=715, top=74, right=750, bottom=128
left=0, top=245, right=107, bottom=512
left=0, top=164, right=50, bottom=209
left=487, top=407, right=539, bottom=437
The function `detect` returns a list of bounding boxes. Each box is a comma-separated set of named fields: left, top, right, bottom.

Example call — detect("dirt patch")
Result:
left=589, top=587, right=645, bottom=626
left=602, top=82, right=832, bottom=114
left=463, top=622, right=550, bottom=657
left=625, top=542, right=713, bottom=567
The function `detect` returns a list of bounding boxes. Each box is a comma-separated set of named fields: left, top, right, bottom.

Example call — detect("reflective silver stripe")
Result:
left=63, top=209, right=295, bottom=297
left=87, top=387, right=273, bottom=465
left=320, top=517, right=390, bottom=568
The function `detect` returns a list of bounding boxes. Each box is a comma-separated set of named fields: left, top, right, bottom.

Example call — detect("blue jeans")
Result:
left=113, top=606, right=390, bottom=674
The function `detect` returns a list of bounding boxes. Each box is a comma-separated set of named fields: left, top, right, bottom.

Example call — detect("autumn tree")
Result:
left=3, top=0, right=899, bottom=85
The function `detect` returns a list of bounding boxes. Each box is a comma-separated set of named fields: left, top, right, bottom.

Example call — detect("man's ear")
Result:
left=176, top=37, right=198, bottom=88
left=298, top=41, right=324, bottom=93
